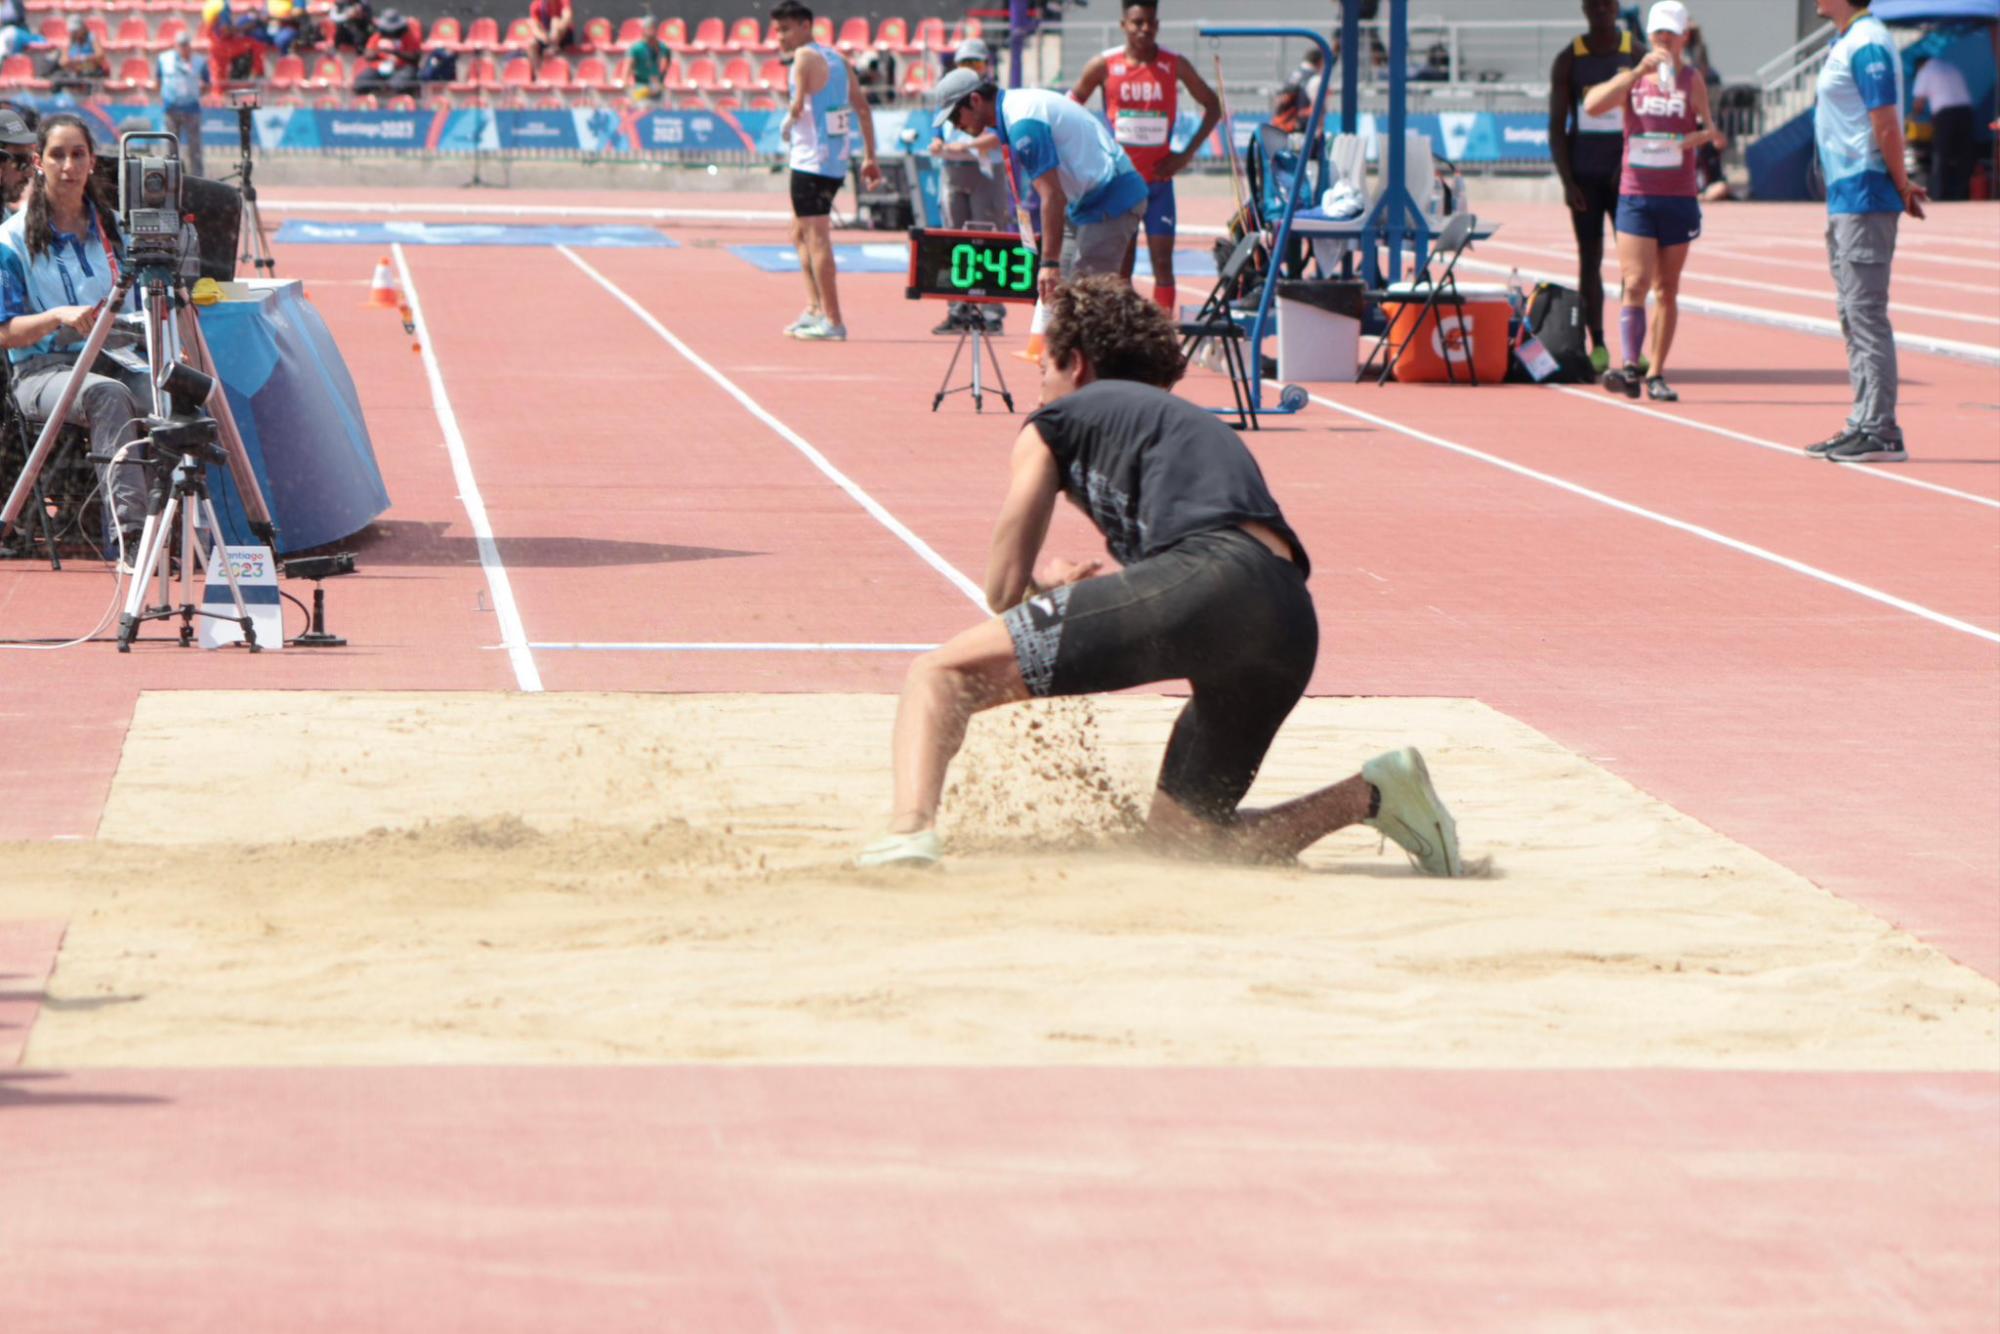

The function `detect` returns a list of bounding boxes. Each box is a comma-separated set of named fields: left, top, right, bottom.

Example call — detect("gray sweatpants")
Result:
left=166, top=107, right=204, bottom=179
left=12, top=353, right=154, bottom=540
left=943, top=162, right=1013, bottom=325
left=1826, top=212, right=1901, bottom=443
left=1060, top=201, right=1146, bottom=280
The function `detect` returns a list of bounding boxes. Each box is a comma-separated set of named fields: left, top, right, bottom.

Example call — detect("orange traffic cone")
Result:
left=365, top=256, right=399, bottom=308
left=1015, top=297, right=1048, bottom=364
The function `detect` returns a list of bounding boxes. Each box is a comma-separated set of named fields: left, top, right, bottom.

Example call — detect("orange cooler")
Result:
left=1381, top=287, right=1512, bottom=384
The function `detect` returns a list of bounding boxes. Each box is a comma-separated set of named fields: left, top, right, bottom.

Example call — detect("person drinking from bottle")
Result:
left=1583, top=0, right=1725, bottom=404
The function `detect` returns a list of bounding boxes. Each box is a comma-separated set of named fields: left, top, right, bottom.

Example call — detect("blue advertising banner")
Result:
left=495, top=109, right=580, bottom=152
left=297, top=108, right=437, bottom=152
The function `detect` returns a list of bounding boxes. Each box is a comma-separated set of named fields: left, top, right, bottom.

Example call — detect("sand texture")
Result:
left=1, top=690, right=1992, bottom=1069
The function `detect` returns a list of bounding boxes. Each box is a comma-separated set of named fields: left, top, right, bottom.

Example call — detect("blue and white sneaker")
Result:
left=793, top=317, right=847, bottom=342
left=782, top=308, right=823, bottom=337
left=1362, top=747, right=1461, bottom=877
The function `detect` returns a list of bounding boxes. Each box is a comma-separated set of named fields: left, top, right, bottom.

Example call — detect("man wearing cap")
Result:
left=926, top=37, right=1013, bottom=335
left=0, top=109, right=35, bottom=215
left=44, top=16, right=109, bottom=94
left=1068, top=0, right=1224, bottom=314
left=1804, top=0, right=1926, bottom=464
left=158, top=32, right=209, bottom=178
left=933, top=66, right=1148, bottom=307
left=355, top=8, right=420, bottom=96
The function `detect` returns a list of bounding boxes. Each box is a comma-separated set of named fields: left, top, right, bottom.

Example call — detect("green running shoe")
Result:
left=1363, top=747, right=1461, bottom=877
left=1590, top=344, right=1610, bottom=373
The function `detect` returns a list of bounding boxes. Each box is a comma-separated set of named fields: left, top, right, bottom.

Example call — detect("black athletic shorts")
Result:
left=1001, top=527, right=1318, bottom=824
left=1569, top=173, right=1620, bottom=248
left=790, top=168, right=843, bottom=219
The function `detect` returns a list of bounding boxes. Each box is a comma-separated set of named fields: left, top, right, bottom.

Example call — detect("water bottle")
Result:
left=1507, top=267, right=1526, bottom=320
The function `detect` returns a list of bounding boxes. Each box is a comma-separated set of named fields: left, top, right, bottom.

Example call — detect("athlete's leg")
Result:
left=1142, top=179, right=1177, bottom=311
left=1613, top=227, right=1658, bottom=368
left=791, top=215, right=822, bottom=317
left=800, top=214, right=843, bottom=328
left=1648, top=237, right=1691, bottom=376
left=1570, top=183, right=1608, bottom=350
left=886, top=617, right=1031, bottom=834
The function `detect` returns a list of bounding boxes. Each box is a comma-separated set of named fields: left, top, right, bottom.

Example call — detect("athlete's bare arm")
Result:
left=845, top=54, right=884, bottom=186
left=784, top=45, right=825, bottom=132
left=1548, top=46, right=1586, bottom=211
left=982, top=426, right=1064, bottom=613
left=1069, top=54, right=1109, bottom=107
left=1161, top=54, right=1222, bottom=178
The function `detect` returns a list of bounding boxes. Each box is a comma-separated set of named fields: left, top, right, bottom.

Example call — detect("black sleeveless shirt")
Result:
left=1566, top=30, right=1642, bottom=181
left=1026, top=379, right=1309, bottom=576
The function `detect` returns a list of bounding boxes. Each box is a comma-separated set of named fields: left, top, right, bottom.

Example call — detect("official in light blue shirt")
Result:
left=158, top=32, right=208, bottom=177
left=1806, top=0, right=1927, bottom=463
left=935, top=68, right=1147, bottom=305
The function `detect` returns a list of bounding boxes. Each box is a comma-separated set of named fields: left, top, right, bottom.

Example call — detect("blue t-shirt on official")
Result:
left=996, top=87, right=1147, bottom=226
left=1815, top=11, right=1905, bottom=215
left=0, top=201, right=128, bottom=365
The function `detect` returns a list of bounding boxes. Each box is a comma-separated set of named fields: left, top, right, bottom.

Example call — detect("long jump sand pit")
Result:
left=5, top=690, right=1994, bottom=1070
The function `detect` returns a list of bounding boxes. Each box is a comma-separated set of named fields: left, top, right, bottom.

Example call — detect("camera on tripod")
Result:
left=117, top=131, right=185, bottom=262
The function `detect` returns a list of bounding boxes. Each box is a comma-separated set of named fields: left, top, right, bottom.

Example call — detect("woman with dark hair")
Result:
left=857, top=276, right=1463, bottom=876
left=0, top=114, right=152, bottom=558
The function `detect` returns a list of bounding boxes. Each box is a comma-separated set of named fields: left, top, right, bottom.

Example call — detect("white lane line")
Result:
left=1456, top=254, right=2000, bottom=366
left=1476, top=236, right=2000, bottom=327
left=269, top=198, right=794, bottom=223
left=557, top=244, right=990, bottom=611
left=394, top=243, right=544, bottom=692
left=1490, top=231, right=2000, bottom=297
left=522, top=641, right=938, bottom=652
left=1299, top=388, right=2000, bottom=645
left=1550, top=386, right=2000, bottom=510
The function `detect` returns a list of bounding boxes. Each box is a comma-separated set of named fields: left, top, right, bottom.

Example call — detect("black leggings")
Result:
left=1569, top=174, right=1620, bottom=347
left=1002, top=528, right=1319, bottom=823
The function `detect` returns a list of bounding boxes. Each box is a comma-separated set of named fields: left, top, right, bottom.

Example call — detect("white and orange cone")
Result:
left=365, top=256, right=399, bottom=308
left=1015, top=297, right=1048, bottom=365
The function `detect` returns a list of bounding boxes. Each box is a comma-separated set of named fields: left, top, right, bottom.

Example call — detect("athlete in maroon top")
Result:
left=1582, top=0, right=1724, bottom=404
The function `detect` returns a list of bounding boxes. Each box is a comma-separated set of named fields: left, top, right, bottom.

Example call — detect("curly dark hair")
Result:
left=25, top=114, right=121, bottom=262
left=1042, top=275, right=1185, bottom=389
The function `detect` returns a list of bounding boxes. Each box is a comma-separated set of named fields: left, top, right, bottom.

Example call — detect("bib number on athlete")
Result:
left=824, top=108, right=854, bottom=137
left=1575, top=101, right=1622, bottom=136
left=1629, top=132, right=1684, bottom=170
left=1114, top=110, right=1170, bottom=147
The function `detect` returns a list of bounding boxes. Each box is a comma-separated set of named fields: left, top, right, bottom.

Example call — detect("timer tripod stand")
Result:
left=932, top=307, right=1014, bottom=414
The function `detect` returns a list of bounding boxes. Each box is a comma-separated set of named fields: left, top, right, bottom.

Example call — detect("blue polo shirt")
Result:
left=1815, top=11, right=1905, bottom=215
left=996, top=87, right=1147, bottom=225
left=0, top=202, right=127, bottom=365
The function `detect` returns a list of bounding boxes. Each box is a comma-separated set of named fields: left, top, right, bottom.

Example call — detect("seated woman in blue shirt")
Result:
left=0, top=114, right=152, bottom=557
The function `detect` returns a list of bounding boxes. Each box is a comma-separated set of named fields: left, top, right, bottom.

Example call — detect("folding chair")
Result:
left=1361, top=211, right=1481, bottom=386
left=1178, top=230, right=1265, bottom=431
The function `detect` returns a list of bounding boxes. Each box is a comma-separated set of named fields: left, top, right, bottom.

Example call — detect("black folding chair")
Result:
left=1178, top=230, right=1264, bottom=430
left=1362, top=211, right=1482, bottom=387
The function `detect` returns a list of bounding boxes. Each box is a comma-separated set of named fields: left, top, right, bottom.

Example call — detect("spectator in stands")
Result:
left=1551, top=0, right=1641, bottom=370
left=1804, top=0, right=1926, bottom=464
left=626, top=16, right=669, bottom=102
left=928, top=37, right=1012, bottom=334
left=0, top=108, right=36, bottom=215
left=158, top=33, right=208, bottom=179
left=1912, top=53, right=1976, bottom=202
left=204, top=1, right=270, bottom=86
left=0, top=0, right=44, bottom=60
left=525, top=0, right=575, bottom=66
left=355, top=9, right=421, bottom=96
left=1288, top=46, right=1324, bottom=105
left=1412, top=41, right=1451, bottom=83
left=328, top=0, right=375, bottom=53
left=265, top=0, right=318, bottom=55
left=0, top=115, right=152, bottom=561
left=42, top=16, right=109, bottom=95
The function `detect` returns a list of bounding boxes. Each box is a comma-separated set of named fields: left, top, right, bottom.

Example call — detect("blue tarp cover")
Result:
left=276, top=221, right=677, bottom=247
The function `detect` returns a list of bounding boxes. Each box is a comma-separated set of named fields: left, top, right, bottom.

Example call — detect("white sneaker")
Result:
left=793, top=319, right=847, bottom=342
left=856, top=829, right=941, bottom=868
left=1362, top=746, right=1461, bottom=877
left=782, top=308, right=822, bottom=337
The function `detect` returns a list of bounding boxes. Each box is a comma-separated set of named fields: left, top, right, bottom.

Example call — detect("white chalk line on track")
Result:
left=1296, top=387, right=2000, bottom=646
left=1486, top=231, right=2000, bottom=298
left=394, top=243, right=544, bottom=692
left=1475, top=236, right=2000, bottom=327
left=556, top=243, right=991, bottom=612
left=518, top=642, right=938, bottom=652
left=1550, top=387, right=2000, bottom=511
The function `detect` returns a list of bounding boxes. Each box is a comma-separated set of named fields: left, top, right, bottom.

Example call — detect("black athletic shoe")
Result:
left=1805, top=428, right=1858, bottom=458
left=1645, top=376, right=1678, bottom=402
left=1824, top=433, right=1909, bottom=463
left=1601, top=363, right=1642, bottom=398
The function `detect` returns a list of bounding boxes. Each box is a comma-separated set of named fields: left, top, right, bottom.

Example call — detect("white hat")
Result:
left=954, top=37, right=991, bottom=65
left=1646, top=1, right=1689, bottom=36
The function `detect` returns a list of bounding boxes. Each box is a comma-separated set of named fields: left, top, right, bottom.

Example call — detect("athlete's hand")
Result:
left=861, top=158, right=884, bottom=189
left=779, top=113, right=795, bottom=142
left=1037, top=266, right=1061, bottom=305
left=1156, top=149, right=1191, bottom=179
left=1636, top=49, right=1668, bottom=77
left=926, top=137, right=947, bottom=156
left=1563, top=181, right=1587, bottom=213
left=1034, top=556, right=1102, bottom=589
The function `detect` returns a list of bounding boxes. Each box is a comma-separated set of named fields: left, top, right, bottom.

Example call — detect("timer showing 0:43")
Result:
left=950, top=242, right=1037, bottom=294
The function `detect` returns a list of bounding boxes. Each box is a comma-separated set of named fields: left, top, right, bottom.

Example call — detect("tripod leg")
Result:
left=933, top=329, right=969, bottom=412
left=30, top=474, right=60, bottom=571
left=118, top=496, right=177, bottom=651
left=969, top=326, right=984, bottom=412
left=176, top=305, right=275, bottom=541
left=982, top=330, right=1016, bottom=414
left=196, top=496, right=259, bottom=650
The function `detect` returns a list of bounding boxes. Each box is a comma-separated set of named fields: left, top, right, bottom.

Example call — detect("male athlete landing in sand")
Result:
left=859, top=277, right=1462, bottom=873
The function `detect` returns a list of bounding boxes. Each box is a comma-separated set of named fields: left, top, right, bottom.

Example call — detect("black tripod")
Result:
left=227, top=97, right=276, bottom=276
left=931, top=310, right=1014, bottom=414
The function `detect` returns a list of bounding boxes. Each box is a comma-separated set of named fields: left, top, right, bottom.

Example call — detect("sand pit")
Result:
left=3, top=690, right=1993, bottom=1069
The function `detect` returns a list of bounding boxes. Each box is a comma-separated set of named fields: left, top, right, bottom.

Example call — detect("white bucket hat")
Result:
left=1646, top=1, right=1689, bottom=36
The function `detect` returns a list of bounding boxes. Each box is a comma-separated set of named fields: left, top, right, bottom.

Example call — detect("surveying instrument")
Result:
left=226, top=90, right=276, bottom=277
left=0, top=130, right=278, bottom=651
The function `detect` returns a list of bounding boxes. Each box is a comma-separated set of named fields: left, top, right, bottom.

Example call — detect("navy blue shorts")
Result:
left=1142, top=178, right=1177, bottom=238
left=1614, top=194, right=1701, bottom=248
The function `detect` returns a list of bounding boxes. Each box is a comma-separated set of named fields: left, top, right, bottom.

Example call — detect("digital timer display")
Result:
left=905, top=228, right=1041, bottom=304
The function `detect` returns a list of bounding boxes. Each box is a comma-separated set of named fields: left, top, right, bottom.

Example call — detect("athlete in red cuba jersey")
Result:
left=1069, top=0, right=1222, bottom=314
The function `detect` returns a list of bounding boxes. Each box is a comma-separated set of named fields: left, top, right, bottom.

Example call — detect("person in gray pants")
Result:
left=1806, top=0, right=1929, bottom=464
left=928, top=39, right=1013, bottom=334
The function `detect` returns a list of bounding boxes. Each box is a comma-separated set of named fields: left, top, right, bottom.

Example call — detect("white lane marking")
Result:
left=522, top=641, right=940, bottom=652
left=1489, top=231, right=2000, bottom=298
left=1476, top=236, right=2000, bottom=327
left=557, top=244, right=990, bottom=611
left=1455, top=254, right=2000, bottom=366
left=269, top=198, right=794, bottom=223
left=1299, top=388, right=2000, bottom=645
left=1551, top=386, right=2000, bottom=511
left=394, top=243, right=544, bottom=692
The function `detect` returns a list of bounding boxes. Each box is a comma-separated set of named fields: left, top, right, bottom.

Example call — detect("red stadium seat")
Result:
left=537, top=55, right=570, bottom=87
left=466, top=16, right=500, bottom=52
left=658, top=17, right=689, bottom=53
left=504, top=17, right=535, bottom=51
left=37, top=17, right=64, bottom=44
left=268, top=53, right=305, bottom=88
left=574, top=55, right=610, bottom=91
left=581, top=16, right=611, bottom=52
left=83, top=16, right=110, bottom=48
left=674, top=94, right=706, bottom=109
left=713, top=94, right=739, bottom=111
left=104, top=54, right=155, bottom=93
left=0, top=54, right=49, bottom=89
left=109, top=17, right=149, bottom=50
left=720, top=56, right=752, bottom=90
left=812, top=16, right=833, bottom=45
left=661, top=58, right=690, bottom=92
left=151, top=17, right=187, bottom=50
left=684, top=55, right=719, bottom=91
left=613, top=18, right=645, bottom=47
left=758, top=57, right=787, bottom=93
left=447, top=54, right=486, bottom=95
left=835, top=17, right=868, bottom=53
left=899, top=60, right=935, bottom=97
left=387, top=93, right=418, bottom=111
left=748, top=93, right=778, bottom=111
left=725, top=17, right=770, bottom=53
left=689, top=17, right=725, bottom=52
left=874, top=17, right=917, bottom=55
left=913, top=18, right=946, bottom=55
left=306, top=55, right=345, bottom=91
left=501, top=55, right=533, bottom=87
left=429, top=15, right=463, bottom=50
